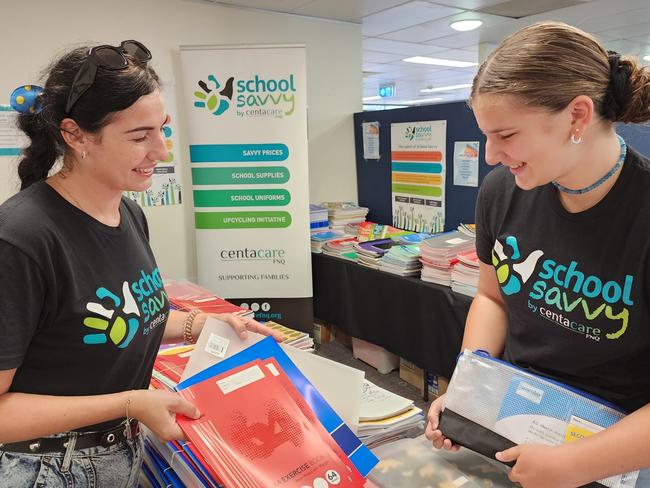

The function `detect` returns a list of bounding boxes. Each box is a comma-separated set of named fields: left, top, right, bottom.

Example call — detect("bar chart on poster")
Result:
left=390, top=120, right=447, bottom=233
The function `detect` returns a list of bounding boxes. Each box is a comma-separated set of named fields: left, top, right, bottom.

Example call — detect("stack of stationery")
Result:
left=177, top=358, right=368, bottom=487
left=309, top=203, right=329, bottom=233
left=263, top=320, right=315, bottom=351
left=457, top=222, right=476, bottom=238
left=451, top=248, right=480, bottom=297
left=377, top=245, right=422, bottom=276
left=354, top=238, right=400, bottom=269
left=322, top=236, right=359, bottom=261
left=144, top=318, right=379, bottom=487
left=310, top=229, right=348, bottom=253
left=320, top=201, right=369, bottom=231
left=151, top=344, right=194, bottom=390
left=356, top=222, right=408, bottom=242
left=399, top=232, right=432, bottom=244
left=141, top=426, right=223, bottom=488
left=164, top=278, right=254, bottom=319
left=419, top=231, right=475, bottom=286
left=343, top=221, right=364, bottom=237
left=357, top=380, right=425, bottom=449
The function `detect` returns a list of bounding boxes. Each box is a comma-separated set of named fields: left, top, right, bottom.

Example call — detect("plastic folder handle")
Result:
left=439, top=409, right=604, bottom=488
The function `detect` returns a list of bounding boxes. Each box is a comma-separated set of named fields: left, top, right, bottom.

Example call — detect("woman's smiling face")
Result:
left=472, top=93, right=576, bottom=190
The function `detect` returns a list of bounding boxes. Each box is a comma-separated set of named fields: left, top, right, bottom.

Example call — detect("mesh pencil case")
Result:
left=439, top=350, right=639, bottom=488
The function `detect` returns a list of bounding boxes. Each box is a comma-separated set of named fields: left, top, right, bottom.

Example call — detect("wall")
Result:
left=0, top=0, right=362, bottom=281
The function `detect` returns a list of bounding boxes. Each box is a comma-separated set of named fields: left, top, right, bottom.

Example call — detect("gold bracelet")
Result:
left=182, top=309, right=201, bottom=344
left=125, top=390, right=134, bottom=439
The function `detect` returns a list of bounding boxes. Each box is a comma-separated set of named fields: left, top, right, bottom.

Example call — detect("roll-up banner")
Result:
left=179, top=44, right=313, bottom=331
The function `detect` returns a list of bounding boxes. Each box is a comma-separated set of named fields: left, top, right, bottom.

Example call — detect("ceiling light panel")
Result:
left=450, top=19, right=483, bottom=31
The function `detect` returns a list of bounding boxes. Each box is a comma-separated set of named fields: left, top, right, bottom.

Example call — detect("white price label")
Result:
left=205, top=333, right=230, bottom=358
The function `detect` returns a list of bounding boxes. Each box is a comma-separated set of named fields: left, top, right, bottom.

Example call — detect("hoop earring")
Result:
left=571, top=134, right=582, bottom=144
left=81, top=151, right=87, bottom=159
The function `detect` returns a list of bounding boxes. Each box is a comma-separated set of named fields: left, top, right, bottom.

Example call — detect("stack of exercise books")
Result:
left=263, top=320, right=315, bottom=351
left=322, top=236, right=359, bottom=261
left=457, top=222, right=476, bottom=238
left=377, top=244, right=422, bottom=277
left=144, top=318, right=379, bottom=487
left=310, top=229, right=348, bottom=253
left=357, top=380, right=425, bottom=449
left=356, top=222, right=408, bottom=242
left=343, top=221, right=364, bottom=237
left=451, top=248, right=480, bottom=297
left=320, top=201, right=369, bottom=231
left=309, top=203, right=329, bottom=233
left=164, top=278, right=254, bottom=319
left=419, top=231, right=475, bottom=286
left=398, top=232, right=432, bottom=244
left=354, top=238, right=401, bottom=269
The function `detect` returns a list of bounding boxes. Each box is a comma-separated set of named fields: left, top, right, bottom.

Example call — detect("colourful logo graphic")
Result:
left=464, top=144, right=478, bottom=158
left=404, top=124, right=432, bottom=141
left=194, top=75, right=235, bottom=116
left=492, top=236, right=544, bottom=295
left=82, top=282, right=141, bottom=348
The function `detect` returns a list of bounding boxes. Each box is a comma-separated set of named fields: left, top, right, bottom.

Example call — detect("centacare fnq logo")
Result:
left=193, top=73, right=298, bottom=119
left=220, top=247, right=286, bottom=265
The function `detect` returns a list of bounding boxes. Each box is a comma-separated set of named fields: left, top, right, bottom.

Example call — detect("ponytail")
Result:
left=614, top=57, right=650, bottom=124
left=17, top=111, right=62, bottom=190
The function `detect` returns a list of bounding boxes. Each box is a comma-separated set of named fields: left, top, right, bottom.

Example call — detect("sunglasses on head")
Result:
left=65, top=40, right=152, bottom=115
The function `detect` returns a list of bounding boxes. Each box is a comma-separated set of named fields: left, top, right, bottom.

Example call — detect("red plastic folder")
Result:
left=178, top=359, right=366, bottom=488
left=153, top=350, right=191, bottom=384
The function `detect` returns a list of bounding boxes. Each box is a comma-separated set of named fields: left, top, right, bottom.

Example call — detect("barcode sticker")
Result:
left=205, top=333, right=230, bottom=358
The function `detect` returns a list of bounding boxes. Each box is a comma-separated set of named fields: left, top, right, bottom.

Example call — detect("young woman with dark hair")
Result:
left=0, top=41, right=277, bottom=487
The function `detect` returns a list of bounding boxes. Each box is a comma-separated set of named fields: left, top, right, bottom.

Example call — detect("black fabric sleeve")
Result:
left=0, top=240, right=47, bottom=370
left=475, top=176, right=494, bottom=265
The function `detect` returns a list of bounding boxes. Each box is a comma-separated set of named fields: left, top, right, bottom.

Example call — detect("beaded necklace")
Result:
left=552, top=135, right=626, bottom=195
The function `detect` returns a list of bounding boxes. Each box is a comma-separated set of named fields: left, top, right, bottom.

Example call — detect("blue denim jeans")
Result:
left=0, top=431, right=143, bottom=488
left=635, top=468, right=650, bottom=487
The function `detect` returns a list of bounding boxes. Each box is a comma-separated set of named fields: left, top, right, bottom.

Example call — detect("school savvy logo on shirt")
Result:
left=81, top=267, right=168, bottom=348
left=493, top=236, right=634, bottom=342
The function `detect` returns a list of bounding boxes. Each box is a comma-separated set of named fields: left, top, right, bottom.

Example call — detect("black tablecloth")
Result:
left=312, top=253, right=472, bottom=378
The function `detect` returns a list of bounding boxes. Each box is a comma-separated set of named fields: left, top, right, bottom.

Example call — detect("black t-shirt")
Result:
left=476, top=147, right=650, bottom=413
left=0, top=181, right=168, bottom=427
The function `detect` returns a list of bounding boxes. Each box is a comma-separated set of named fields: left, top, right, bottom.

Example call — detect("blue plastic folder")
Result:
left=176, top=336, right=379, bottom=477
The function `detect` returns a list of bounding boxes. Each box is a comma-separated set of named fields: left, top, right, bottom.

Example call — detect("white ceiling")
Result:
left=195, top=0, right=650, bottom=106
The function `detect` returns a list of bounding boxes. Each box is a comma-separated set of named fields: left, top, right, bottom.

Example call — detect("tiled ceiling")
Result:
left=196, top=0, right=650, bottom=106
